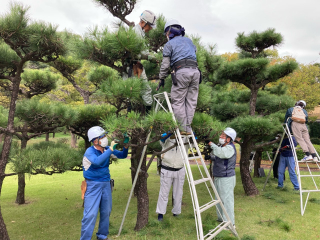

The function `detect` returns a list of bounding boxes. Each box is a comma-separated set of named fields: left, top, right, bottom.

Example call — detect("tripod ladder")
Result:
left=263, top=123, right=320, bottom=215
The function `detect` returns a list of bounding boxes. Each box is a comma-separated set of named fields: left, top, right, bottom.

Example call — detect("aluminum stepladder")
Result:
left=117, top=91, right=239, bottom=239
left=152, top=92, right=238, bottom=239
left=263, top=123, right=320, bottom=215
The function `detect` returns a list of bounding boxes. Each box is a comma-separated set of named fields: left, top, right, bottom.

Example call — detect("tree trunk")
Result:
left=253, top=148, right=263, bottom=178
left=0, top=202, right=10, bottom=240
left=130, top=133, right=149, bottom=231
left=85, top=138, right=91, bottom=149
left=71, top=133, right=77, bottom=148
left=240, top=139, right=259, bottom=196
left=0, top=74, right=24, bottom=239
left=46, top=132, right=49, bottom=141
left=16, top=138, right=27, bottom=204
left=249, top=88, right=259, bottom=116
left=52, top=132, right=55, bottom=138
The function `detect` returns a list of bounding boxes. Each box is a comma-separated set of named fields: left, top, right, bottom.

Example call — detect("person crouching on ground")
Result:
left=208, top=127, right=237, bottom=226
left=80, top=126, right=128, bottom=240
left=156, top=133, right=188, bottom=221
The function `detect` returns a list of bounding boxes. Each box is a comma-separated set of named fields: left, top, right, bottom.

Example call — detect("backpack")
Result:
left=291, top=106, right=306, bottom=124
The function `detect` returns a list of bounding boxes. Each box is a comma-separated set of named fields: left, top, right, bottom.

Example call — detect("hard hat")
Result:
left=296, top=100, right=306, bottom=108
left=224, top=127, right=237, bottom=142
left=140, top=10, right=157, bottom=28
left=88, top=126, right=106, bottom=142
left=164, top=19, right=181, bottom=33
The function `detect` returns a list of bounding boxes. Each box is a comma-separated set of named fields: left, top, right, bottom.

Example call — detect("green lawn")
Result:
left=2, top=158, right=320, bottom=240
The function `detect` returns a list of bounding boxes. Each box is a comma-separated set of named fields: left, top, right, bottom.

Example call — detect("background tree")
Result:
left=216, top=28, right=298, bottom=196
left=0, top=3, right=66, bottom=239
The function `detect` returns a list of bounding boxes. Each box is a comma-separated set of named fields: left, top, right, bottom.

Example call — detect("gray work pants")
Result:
left=156, top=167, right=186, bottom=215
left=292, top=121, right=315, bottom=154
left=171, top=68, right=200, bottom=132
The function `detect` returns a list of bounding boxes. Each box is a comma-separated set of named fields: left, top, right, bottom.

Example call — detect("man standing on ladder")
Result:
left=156, top=133, right=187, bottom=221
left=284, top=100, right=318, bottom=162
left=123, top=10, right=157, bottom=113
left=277, top=135, right=299, bottom=191
left=208, top=128, right=237, bottom=226
left=157, top=19, right=200, bottom=134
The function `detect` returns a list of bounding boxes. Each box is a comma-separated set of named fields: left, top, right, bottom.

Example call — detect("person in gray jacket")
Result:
left=157, top=19, right=200, bottom=134
left=208, top=127, right=237, bottom=226
left=156, top=133, right=188, bottom=221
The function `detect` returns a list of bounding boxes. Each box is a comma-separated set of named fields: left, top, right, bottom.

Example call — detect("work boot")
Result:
left=173, top=213, right=179, bottom=217
left=158, top=214, right=163, bottom=221
left=180, top=131, right=191, bottom=135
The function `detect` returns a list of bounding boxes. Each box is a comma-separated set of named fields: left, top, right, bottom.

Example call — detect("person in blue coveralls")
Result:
left=80, top=126, right=129, bottom=240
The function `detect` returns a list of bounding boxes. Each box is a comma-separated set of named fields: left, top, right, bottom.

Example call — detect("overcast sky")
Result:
left=1, top=0, right=319, bottom=64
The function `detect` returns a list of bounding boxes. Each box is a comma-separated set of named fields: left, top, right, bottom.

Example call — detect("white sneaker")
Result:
left=301, top=155, right=313, bottom=162
left=313, top=157, right=319, bottom=163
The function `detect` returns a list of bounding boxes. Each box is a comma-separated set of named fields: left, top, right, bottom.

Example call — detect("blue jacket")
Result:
left=82, top=146, right=128, bottom=182
left=280, top=137, right=297, bottom=157
left=284, top=107, right=308, bottom=132
left=163, top=36, right=197, bottom=67
left=212, top=142, right=236, bottom=177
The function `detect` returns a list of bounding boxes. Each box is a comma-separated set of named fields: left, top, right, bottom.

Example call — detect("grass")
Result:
left=3, top=145, right=320, bottom=239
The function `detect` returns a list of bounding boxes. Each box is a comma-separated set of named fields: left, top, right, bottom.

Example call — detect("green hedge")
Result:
left=309, top=122, right=320, bottom=138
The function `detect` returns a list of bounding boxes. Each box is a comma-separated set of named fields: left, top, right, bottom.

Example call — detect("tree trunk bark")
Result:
left=130, top=133, right=149, bottom=231
left=253, top=148, right=263, bottom=178
left=16, top=138, right=27, bottom=204
left=249, top=88, right=259, bottom=116
left=0, top=202, right=10, bottom=240
left=0, top=74, right=23, bottom=239
left=46, top=132, right=49, bottom=141
left=52, top=132, right=55, bottom=138
left=71, top=133, right=77, bottom=148
left=240, top=139, right=259, bottom=196
left=85, top=139, right=91, bottom=149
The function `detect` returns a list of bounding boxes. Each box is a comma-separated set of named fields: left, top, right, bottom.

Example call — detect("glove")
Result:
left=123, top=133, right=130, bottom=144
left=110, top=141, right=118, bottom=151
left=281, top=145, right=290, bottom=150
left=205, top=140, right=210, bottom=144
left=156, top=79, right=165, bottom=91
left=204, top=154, right=211, bottom=160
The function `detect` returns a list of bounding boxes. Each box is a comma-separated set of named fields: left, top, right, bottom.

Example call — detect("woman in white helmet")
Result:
left=157, top=19, right=200, bottom=135
left=284, top=100, right=318, bottom=162
left=207, top=127, right=237, bottom=226
left=80, top=126, right=129, bottom=240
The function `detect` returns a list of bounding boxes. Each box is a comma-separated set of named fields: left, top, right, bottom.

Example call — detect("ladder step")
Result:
left=188, top=156, right=201, bottom=161
left=199, top=200, right=220, bottom=213
left=300, top=175, right=320, bottom=177
left=204, top=221, right=232, bottom=240
left=194, top=177, right=211, bottom=185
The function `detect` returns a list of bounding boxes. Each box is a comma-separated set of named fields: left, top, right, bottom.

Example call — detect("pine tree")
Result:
left=0, top=3, right=65, bottom=238
left=216, top=29, right=298, bottom=196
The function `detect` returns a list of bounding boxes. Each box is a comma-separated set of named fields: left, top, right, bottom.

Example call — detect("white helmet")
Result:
left=224, top=127, right=237, bottom=142
left=296, top=100, right=306, bottom=108
left=88, top=126, right=106, bottom=142
left=140, top=10, right=157, bottom=28
left=164, top=19, right=181, bottom=33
